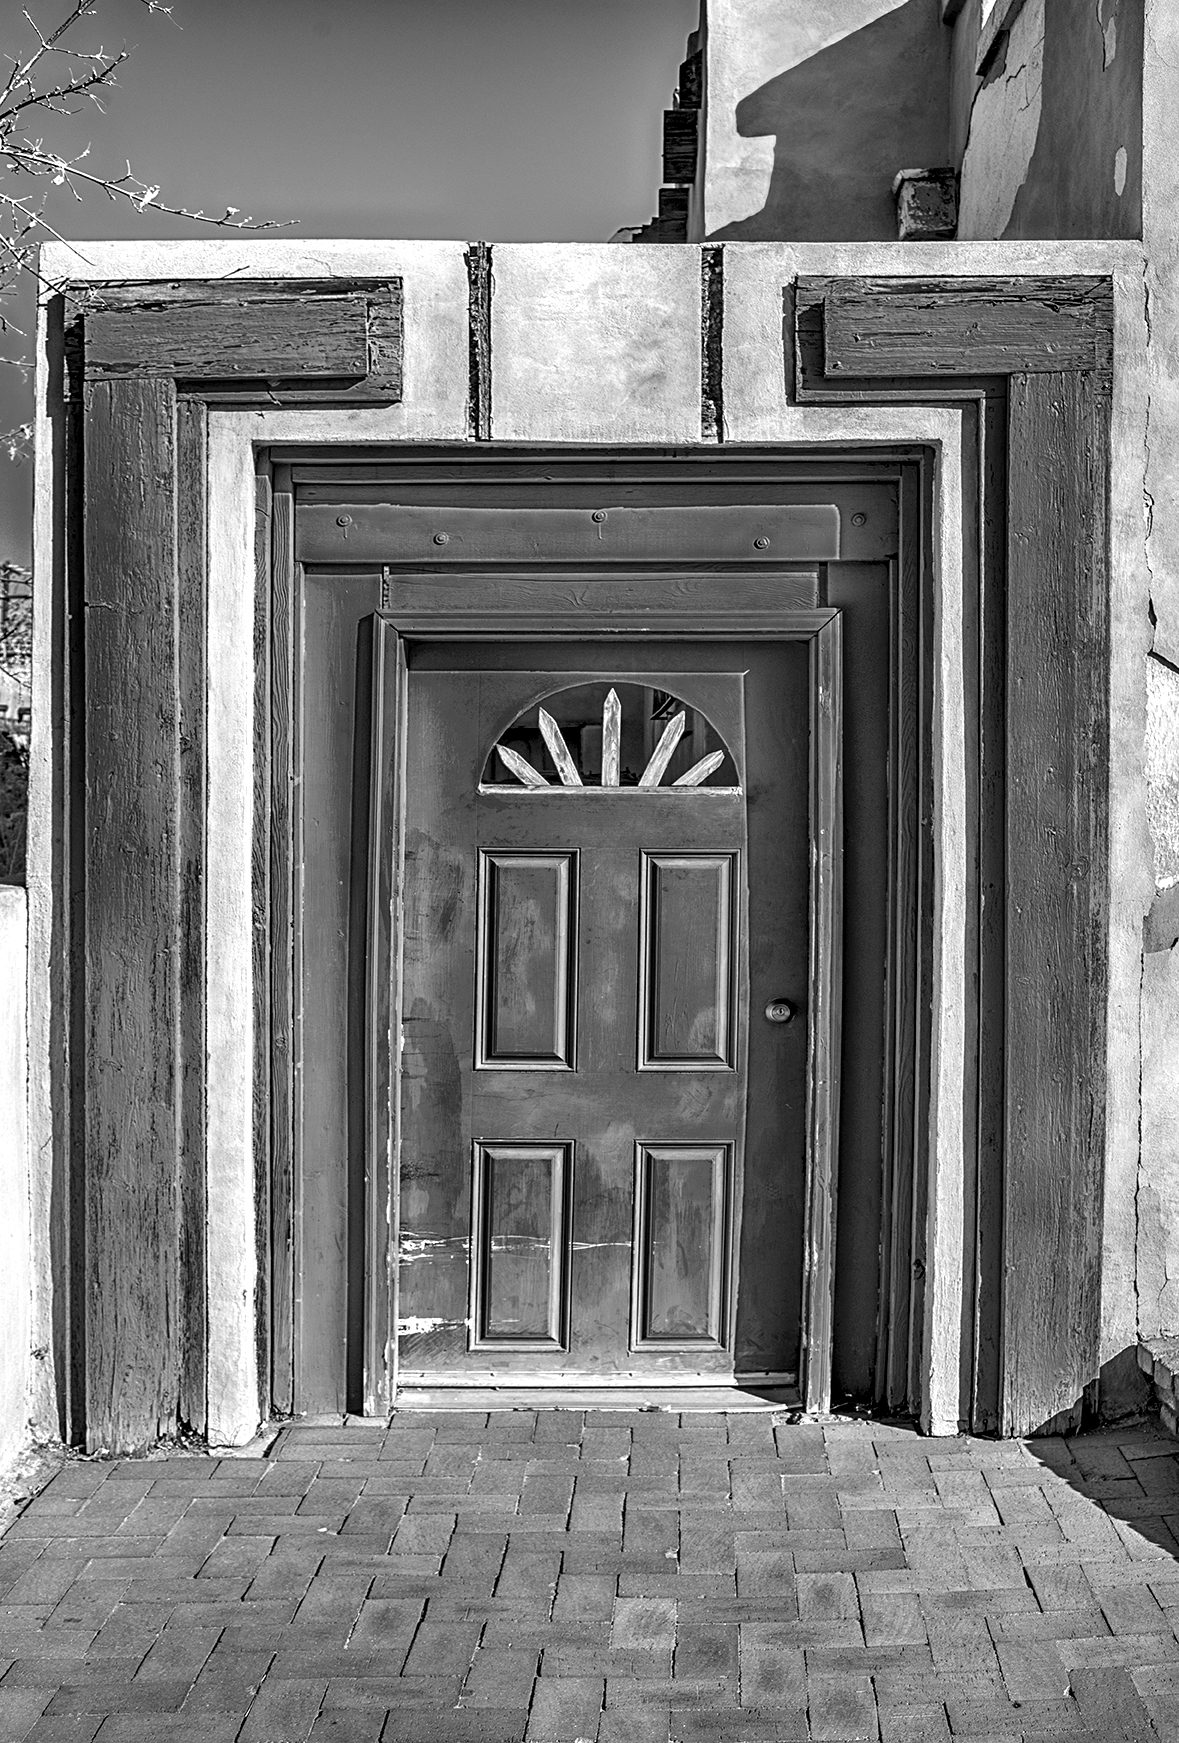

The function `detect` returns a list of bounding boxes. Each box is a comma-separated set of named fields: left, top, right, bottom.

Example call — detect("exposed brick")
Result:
left=236, top=1677, right=326, bottom=1741
left=180, top=1650, right=274, bottom=1714
left=877, top=1707, right=951, bottom=1742
left=610, top=1596, right=676, bottom=1652
left=402, top=1621, right=481, bottom=1678
left=796, top=1571, right=858, bottom=1621
left=44, top=1679, right=191, bottom=1715
left=808, top=1672, right=878, bottom=1740
left=346, top=1597, right=422, bottom=1661
left=552, top=1575, right=615, bottom=1621
left=994, top=1638, right=1069, bottom=1700
left=860, top=1590, right=927, bottom=1646
left=132, top=1624, right=219, bottom=1681
left=461, top=1645, right=537, bottom=1707
left=22, top=1719, right=106, bottom=1743
left=0, top=1686, right=54, bottom=1737
left=525, top=1674, right=603, bottom=1741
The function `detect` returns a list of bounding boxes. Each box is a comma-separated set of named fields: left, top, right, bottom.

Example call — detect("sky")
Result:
left=0, top=0, right=700, bottom=561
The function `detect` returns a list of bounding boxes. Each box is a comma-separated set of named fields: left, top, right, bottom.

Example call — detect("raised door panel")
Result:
left=469, top=1142, right=571, bottom=1349
left=631, top=1144, right=730, bottom=1348
left=639, top=852, right=736, bottom=1069
left=476, top=852, right=578, bottom=1068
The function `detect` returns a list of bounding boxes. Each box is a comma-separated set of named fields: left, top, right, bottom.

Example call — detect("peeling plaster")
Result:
left=1146, top=653, right=1179, bottom=888
left=957, top=0, right=1046, bottom=240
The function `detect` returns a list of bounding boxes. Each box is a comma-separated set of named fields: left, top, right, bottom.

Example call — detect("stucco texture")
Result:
left=703, top=0, right=950, bottom=241
left=0, top=886, right=30, bottom=1472
left=956, top=0, right=1143, bottom=241
left=1135, top=0, right=1179, bottom=1350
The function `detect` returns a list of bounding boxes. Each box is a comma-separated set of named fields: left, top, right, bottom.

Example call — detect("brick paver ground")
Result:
left=3, top=1412, right=1179, bottom=1741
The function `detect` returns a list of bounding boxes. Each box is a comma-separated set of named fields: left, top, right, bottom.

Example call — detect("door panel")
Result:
left=632, top=1143, right=729, bottom=1347
left=476, top=852, right=578, bottom=1069
left=469, top=1141, right=571, bottom=1348
left=395, top=642, right=809, bottom=1384
left=639, top=852, right=736, bottom=1069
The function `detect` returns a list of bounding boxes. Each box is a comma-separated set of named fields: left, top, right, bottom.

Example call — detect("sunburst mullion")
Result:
left=638, top=711, right=686, bottom=788
left=538, top=707, right=583, bottom=787
left=602, top=689, right=621, bottom=787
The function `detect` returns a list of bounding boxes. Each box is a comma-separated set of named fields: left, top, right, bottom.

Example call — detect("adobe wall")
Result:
left=700, top=0, right=950, bottom=241
left=952, top=0, right=1143, bottom=242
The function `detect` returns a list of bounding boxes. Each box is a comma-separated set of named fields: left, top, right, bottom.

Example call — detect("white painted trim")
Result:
left=205, top=418, right=259, bottom=1446
left=27, top=289, right=59, bottom=1439
left=202, top=401, right=965, bottom=1443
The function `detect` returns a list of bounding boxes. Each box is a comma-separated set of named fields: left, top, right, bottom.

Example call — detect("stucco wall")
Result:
left=0, top=885, right=30, bottom=1472
left=1137, top=0, right=1179, bottom=1357
left=954, top=0, right=1143, bottom=241
left=701, top=0, right=950, bottom=241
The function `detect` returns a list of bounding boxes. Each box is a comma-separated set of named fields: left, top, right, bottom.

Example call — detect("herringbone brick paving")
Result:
left=2, top=1412, right=1179, bottom=1740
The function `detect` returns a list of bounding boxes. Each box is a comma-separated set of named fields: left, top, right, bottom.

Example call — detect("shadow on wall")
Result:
left=1007, top=0, right=1142, bottom=240
left=709, top=0, right=949, bottom=243
left=958, top=0, right=1142, bottom=241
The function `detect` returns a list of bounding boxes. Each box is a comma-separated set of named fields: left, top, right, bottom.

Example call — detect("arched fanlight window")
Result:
left=480, top=682, right=739, bottom=793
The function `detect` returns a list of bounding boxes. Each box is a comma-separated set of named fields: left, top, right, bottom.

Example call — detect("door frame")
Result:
left=360, top=604, right=843, bottom=1413
left=42, top=258, right=1115, bottom=1451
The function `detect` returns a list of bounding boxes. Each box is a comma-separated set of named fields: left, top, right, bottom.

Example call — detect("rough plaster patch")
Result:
left=703, top=0, right=916, bottom=235
left=1139, top=949, right=1179, bottom=1338
left=1146, top=654, right=1179, bottom=887
left=490, top=246, right=701, bottom=445
left=957, top=0, right=1045, bottom=240
left=1143, top=1, right=1179, bottom=673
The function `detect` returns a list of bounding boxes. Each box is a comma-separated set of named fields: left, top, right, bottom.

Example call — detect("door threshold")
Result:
left=392, top=1384, right=801, bottom=1412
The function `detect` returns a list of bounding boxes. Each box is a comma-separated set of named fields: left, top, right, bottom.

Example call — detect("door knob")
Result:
left=764, top=998, right=795, bottom=1025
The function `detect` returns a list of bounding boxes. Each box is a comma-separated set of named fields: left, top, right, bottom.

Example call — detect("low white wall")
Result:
left=0, top=885, right=30, bottom=1472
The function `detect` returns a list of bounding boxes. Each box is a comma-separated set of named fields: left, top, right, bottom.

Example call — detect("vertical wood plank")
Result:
left=176, top=396, right=207, bottom=1434
left=802, top=614, right=844, bottom=1415
left=908, top=467, right=937, bottom=1416
left=364, top=616, right=406, bottom=1413
left=877, top=525, right=921, bottom=1411
left=253, top=473, right=273, bottom=1413
left=269, top=489, right=296, bottom=1417
left=83, top=375, right=180, bottom=1452
left=972, top=392, right=1010, bottom=1433
left=290, top=565, right=308, bottom=1409
left=466, top=242, right=492, bottom=442
left=701, top=245, right=724, bottom=442
left=1003, top=369, right=1109, bottom=1434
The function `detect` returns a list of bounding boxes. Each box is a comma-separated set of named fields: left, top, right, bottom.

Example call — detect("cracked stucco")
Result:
left=957, top=0, right=1045, bottom=240
left=1136, top=0, right=1179, bottom=1344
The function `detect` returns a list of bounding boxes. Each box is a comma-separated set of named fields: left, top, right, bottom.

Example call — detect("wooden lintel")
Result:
left=77, top=278, right=403, bottom=400
left=808, top=276, right=1111, bottom=379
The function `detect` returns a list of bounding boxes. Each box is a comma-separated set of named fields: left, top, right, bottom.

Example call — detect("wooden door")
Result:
left=392, top=640, right=811, bottom=1386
